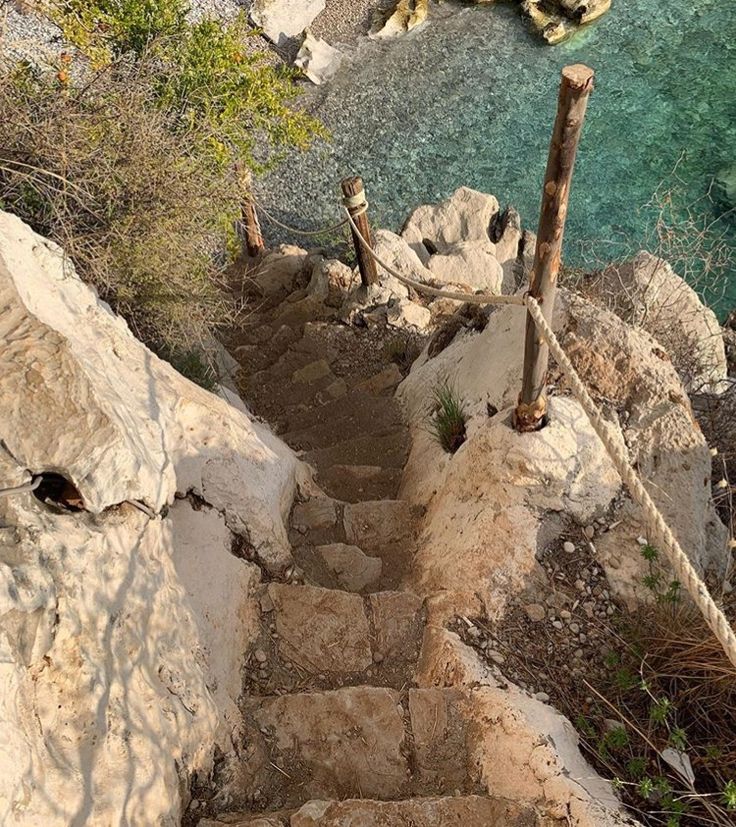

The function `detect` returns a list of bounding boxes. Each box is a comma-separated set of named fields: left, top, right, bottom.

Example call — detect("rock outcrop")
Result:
left=250, top=0, right=326, bottom=45
left=0, top=211, right=305, bottom=824
left=370, top=0, right=430, bottom=39
left=583, top=251, right=728, bottom=393
left=294, top=30, right=343, bottom=85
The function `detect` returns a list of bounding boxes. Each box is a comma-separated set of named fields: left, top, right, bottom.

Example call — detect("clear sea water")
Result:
left=260, top=0, right=736, bottom=314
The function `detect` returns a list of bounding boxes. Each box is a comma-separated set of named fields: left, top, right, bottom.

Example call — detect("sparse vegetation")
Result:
left=428, top=382, right=467, bottom=453
left=0, top=2, right=323, bottom=379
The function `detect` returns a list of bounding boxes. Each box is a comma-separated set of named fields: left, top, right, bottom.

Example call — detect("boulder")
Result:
left=251, top=244, right=309, bottom=297
left=0, top=211, right=304, bottom=824
left=307, top=256, right=359, bottom=307
left=397, top=289, right=728, bottom=613
left=713, top=162, right=736, bottom=216
left=250, top=0, right=326, bottom=45
left=585, top=251, right=728, bottom=393
left=370, top=0, right=429, bottom=39
left=318, top=543, right=383, bottom=592
left=427, top=240, right=504, bottom=294
left=294, top=30, right=343, bottom=85
left=401, top=187, right=500, bottom=264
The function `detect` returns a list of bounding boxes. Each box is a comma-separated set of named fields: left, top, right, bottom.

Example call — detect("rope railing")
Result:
left=342, top=206, right=736, bottom=669
left=255, top=198, right=349, bottom=238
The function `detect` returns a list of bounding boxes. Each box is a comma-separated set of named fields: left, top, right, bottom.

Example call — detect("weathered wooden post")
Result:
left=241, top=194, right=264, bottom=257
left=514, top=64, right=595, bottom=432
left=235, top=162, right=265, bottom=257
left=341, top=176, right=379, bottom=286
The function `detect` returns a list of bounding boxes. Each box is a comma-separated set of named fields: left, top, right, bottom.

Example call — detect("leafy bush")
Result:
left=0, top=3, right=323, bottom=374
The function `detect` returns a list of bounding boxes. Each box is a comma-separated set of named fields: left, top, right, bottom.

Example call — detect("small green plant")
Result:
left=428, top=382, right=467, bottom=454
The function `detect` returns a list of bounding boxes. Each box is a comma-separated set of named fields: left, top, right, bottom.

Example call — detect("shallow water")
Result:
left=261, top=0, right=736, bottom=313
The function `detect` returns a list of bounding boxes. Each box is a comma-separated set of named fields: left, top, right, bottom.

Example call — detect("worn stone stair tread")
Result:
left=201, top=795, right=543, bottom=826
left=283, top=391, right=404, bottom=436
left=246, top=584, right=425, bottom=692
left=282, top=403, right=404, bottom=452
left=240, top=686, right=478, bottom=808
left=305, top=430, right=408, bottom=474
left=315, top=464, right=403, bottom=503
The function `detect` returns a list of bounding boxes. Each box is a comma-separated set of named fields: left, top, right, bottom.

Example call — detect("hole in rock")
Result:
left=422, top=238, right=438, bottom=256
left=32, top=472, right=85, bottom=512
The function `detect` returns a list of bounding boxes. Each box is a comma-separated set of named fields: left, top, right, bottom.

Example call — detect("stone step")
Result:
left=316, top=464, right=403, bottom=503
left=282, top=395, right=404, bottom=452
left=200, top=795, right=542, bottom=826
left=239, top=686, right=479, bottom=810
left=304, top=430, right=408, bottom=476
left=244, top=584, right=425, bottom=694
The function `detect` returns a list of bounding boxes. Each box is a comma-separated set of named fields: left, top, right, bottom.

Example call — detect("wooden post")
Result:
left=235, top=162, right=264, bottom=257
left=341, top=176, right=379, bottom=286
left=241, top=194, right=264, bottom=257
left=514, top=64, right=595, bottom=432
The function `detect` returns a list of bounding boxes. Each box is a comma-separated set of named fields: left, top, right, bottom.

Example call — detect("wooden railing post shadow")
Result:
left=514, top=63, right=595, bottom=433
left=341, top=176, right=379, bottom=286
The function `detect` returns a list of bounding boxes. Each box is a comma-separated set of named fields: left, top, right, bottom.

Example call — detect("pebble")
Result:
left=574, top=648, right=584, bottom=659
left=563, top=541, right=575, bottom=553
left=584, top=525, right=595, bottom=539
left=254, top=648, right=267, bottom=664
left=524, top=603, right=547, bottom=622
left=552, top=620, right=563, bottom=631
left=534, top=692, right=550, bottom=703
left=373, top=652, right=384, bottom=663
left=569, top=622, right=580, bottom=634
left=575, top=579, right=586, bottom=591
left=488, top=650, right=506, bottom=665
left=607, top=605, right=615, bottom=615
left=468, top=625, right=480, bottom=638
left=560, top=610, right=571, bottom=620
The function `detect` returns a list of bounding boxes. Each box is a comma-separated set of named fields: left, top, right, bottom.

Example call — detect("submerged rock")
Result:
left=370, top=0, right=430, bottom=39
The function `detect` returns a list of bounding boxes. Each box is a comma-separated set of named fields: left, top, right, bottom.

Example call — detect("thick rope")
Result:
left=255, top=199, right=349, bottom=237
left=0, top=477, right=40, bottom=498
left=526, top=296, right=736, bottom=669
left=343, top=207, right=526, bottom=306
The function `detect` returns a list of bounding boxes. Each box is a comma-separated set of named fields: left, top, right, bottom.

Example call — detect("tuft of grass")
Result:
left=428, top=382, right=467, bottom=454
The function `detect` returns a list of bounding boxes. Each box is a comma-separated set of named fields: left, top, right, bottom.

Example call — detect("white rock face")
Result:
left=250, top=0, right=325, bottom=45
left=427, top=240, right=504, bottom=294
left=294, top=30, right=343, bottom=85
left=0, top=211, right=304, bottom=825
left=586, top=251, right=728, bottom=393
left=401, top=187, right=500, bottom=264
left=397, top=291, right=727, bottom=615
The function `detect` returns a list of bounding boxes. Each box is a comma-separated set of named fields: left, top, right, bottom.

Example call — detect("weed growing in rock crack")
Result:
left=427, top=382, right=467, bottom=454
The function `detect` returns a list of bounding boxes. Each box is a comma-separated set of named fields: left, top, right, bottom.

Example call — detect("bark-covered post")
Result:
left=241, top=194, right=264, bottom=257
left=514, top=64, right=595, bottom=432
left=235, top=162, right=264, bottom=257
left=341, top=176, right=379, bottom=286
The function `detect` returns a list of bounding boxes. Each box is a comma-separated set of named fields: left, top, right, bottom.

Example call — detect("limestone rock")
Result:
left=387, top=297, right=432, bottom=330
left=586, top=251, right=728, bottom=392
left=370, top=0, right=429, bottom=39
left=398, top=289, right=727, bottom=614
left=251, top=687, right=407, bottom=801
left=291, top=796, right=544, bottom=826
left=308, top=257, right=358, bottom=306
left=402, top=187, right=500, bottom=264
left=0, top=210, right=303, bottom=824
left=267, top=583, right=372, bottom=672
left=252, top=244, right=309, bottom=297
left=427, top=240, right=504, bottom=294
left=294, top=30, right=343, bottom=85
left=368, top=591, right=424, bottom=661
left=318, top=543, right=383, bottom=592
left=250, top=0, right=326, bottom=45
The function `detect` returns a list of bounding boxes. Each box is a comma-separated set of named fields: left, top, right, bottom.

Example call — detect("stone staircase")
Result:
left=199, top=270, right=551, bottom=826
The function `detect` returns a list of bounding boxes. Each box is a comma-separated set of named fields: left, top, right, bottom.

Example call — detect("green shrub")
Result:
left=0, top=5, right=324, bottom=379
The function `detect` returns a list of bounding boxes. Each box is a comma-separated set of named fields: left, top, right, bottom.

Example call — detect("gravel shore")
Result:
left=312, top=0, right=384, bottom=46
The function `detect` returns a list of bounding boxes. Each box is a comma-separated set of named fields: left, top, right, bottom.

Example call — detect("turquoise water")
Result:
left=261, top=0, right=736, bottom=313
